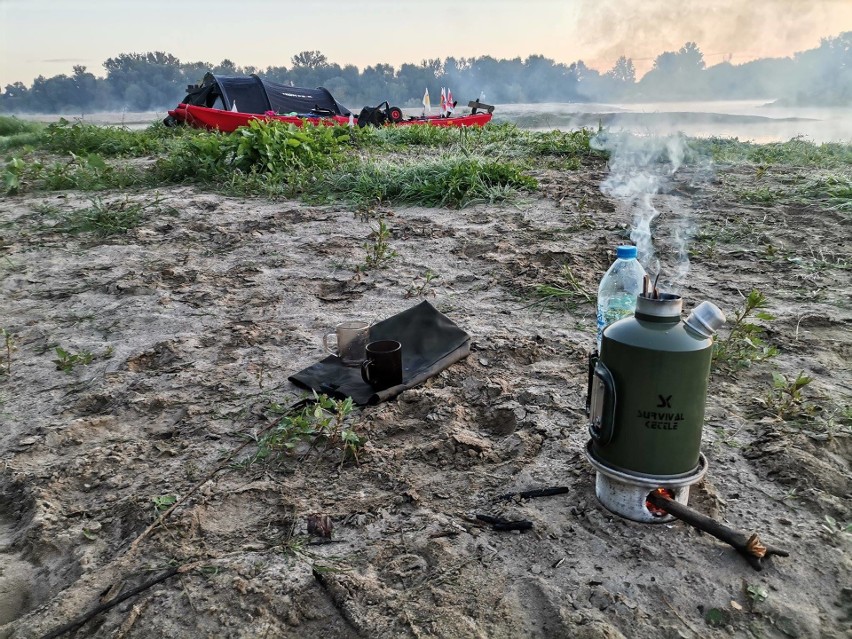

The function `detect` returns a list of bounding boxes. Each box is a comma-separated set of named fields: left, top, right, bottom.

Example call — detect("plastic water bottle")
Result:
left=596, top=245, right=646, bottom=351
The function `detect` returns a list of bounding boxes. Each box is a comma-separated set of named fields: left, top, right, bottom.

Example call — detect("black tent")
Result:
left=180, top=73, right=351, bottom=116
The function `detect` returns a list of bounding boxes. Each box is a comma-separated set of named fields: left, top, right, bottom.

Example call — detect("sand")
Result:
left=0, top=142, right=850, bottom=638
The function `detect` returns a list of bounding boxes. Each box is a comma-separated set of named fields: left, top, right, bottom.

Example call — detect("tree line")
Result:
left=1, top=32, right=849, bottom=114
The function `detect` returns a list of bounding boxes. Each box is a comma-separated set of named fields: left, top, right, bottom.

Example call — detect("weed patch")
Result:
left=713, top=290, right=778, bottom=369
left=53, top=346, right=94, bottom=373
left=360, top=218, right=398, bottom=272
left=50, top=196, right=171, bottom=236
left=534, top=264, right=594, bottom=309
left=239, top=394, right=360, bottom=468
left=0, top=116, right=45, bottom=152
left=154, top=119, right=350, bottom=185
left=796, top=174, right=852, bottom=211
left=0, top=328, right=15, bottom=376
left=323, top=154, right=536, bottom=209
left=45, top=119, right=171, bottom=157
left=691, top=137, right=852, bottom=169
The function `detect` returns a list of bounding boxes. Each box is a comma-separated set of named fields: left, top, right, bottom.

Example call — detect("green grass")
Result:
left=154, top=118, right=351, bottom=184
left=0, top=115, right=44, bottom=137
left=534, top=264, right=594, bottom=308
left=44, top=118, right=180, bottom=157
left=735, top=186, right=783, bottom=204
left=689, top=136, right=852, bottom=169
left=40, top=196, right=175, bottom=236
left=319, top=154, right=537, bottom=208
left=0, top=116, right=45, bottom=151
left=796, top=174, right=852, bottom=211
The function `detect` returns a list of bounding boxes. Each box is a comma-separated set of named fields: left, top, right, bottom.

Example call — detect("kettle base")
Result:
left=585, top=440, right=708, bottom=523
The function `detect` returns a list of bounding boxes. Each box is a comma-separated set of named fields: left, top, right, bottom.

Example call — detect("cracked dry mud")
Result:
left=0, top=153, right=850, bottom=638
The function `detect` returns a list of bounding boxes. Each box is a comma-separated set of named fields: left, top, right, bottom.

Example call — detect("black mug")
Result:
left=361, top=340, right=403, bottom=390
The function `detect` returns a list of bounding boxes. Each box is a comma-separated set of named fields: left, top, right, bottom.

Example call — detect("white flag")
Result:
left=422, top=87, right=431, bottom=115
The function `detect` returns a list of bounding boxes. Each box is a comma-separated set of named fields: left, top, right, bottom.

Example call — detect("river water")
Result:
left=14, top=100, right=852, bottom=143
left=496, top=99, right=852, bottom=144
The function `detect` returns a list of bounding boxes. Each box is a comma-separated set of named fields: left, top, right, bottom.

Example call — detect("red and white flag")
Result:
left=440, top=87, right=447, bottom=116
left=446, top=87, right=455, bottom=114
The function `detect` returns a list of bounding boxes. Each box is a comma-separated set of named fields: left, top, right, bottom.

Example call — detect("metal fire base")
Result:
left=585, top=440, right=708, bottom=523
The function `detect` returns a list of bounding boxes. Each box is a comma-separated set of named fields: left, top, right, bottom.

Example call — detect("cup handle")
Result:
left=323, top=332, right=338, bottom=356
left=360, top=359, right=373, bottom=384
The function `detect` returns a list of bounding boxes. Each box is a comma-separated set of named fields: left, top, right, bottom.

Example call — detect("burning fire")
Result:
left=645, top=487, right=675, bottom=517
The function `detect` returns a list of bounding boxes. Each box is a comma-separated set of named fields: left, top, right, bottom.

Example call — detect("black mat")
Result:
left=288, top=300, right=470, bottom=405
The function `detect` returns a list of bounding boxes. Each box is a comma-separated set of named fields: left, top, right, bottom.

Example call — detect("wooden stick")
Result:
left=39, top=567, right=180, bottom=639
left=475, top=514, right=534, bottom=531
left=647, top=492, right=789, bottom=571
left=496, top=486, right=571, bottom=501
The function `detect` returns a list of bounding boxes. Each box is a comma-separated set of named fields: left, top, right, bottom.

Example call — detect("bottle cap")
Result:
left=616, top=245, right=637, bottom=259
left=685, top=301, right=727, bottom=338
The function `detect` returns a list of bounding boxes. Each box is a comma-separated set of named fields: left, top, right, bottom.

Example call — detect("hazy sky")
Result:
left=2, top=0, right=851, bottom=87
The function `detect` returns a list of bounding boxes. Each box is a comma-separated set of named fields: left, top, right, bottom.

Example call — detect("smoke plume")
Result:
left=591, top=131, right=699, bottom=291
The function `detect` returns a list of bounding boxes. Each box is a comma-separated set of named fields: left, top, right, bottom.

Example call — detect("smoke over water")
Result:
left=591, top=131, right=697, bottom=291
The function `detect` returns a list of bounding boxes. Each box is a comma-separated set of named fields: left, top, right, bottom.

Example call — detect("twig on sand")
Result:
left=475, top=513, right=534, bottom=531
left=39, top=566, right=181, bottom=639
left=496, top=486, right=571, bottom=501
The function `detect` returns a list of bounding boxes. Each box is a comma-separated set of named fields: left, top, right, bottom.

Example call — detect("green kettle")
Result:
left=587, top=293, right=725, bottom=477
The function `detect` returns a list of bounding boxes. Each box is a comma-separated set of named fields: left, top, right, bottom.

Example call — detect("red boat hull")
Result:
left=167, top=104, right=492, bottom=132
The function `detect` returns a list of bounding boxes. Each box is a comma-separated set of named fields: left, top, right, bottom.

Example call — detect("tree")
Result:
left=606, top=56, right=636, bottom=84
left=638, top=42, right=707, bottom=98
left=291, top=51, right=328, bottom=69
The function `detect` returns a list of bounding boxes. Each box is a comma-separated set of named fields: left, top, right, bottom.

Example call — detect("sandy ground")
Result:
left=0, top=147, right=850, bottom=638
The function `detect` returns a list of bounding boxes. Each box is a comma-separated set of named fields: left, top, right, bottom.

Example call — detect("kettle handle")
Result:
left=587, top=355, right=616, bottom=445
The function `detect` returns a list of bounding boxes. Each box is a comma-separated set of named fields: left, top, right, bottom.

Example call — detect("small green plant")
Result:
left=81, top=524, right=100, bottom=541
left=361, top=219, right=398, bottom=271
left=35, top=151, right=145, bottom=192
left=535, top=264, right=594, bottom=308
left=152, top=494, right=178, bottom=513
left=744, top=583, right=769, bottom=610
left=0, top=328, right=15, bottom=376
left=405, top=269, right=439, bottom=298
left=3, top=157, right=26, bottom=195
left=63, top=196, right=144, bottom=235
left=763, top=371, right=815, bottom=420
left=241, top=393, right=358, bottom=467
left=713, top=290, right=778, bottom=369
left=340, top=428, right=365, bottom=466
left=45, top=118, right=168, bottom=157
left=53, top=346, right=94, bottom=373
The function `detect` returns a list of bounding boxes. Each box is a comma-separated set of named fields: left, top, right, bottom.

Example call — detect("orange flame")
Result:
left=645, top=487, right=675, bottom=517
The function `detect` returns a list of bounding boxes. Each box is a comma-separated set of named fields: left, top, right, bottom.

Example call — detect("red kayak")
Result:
left=167, top=103, right=493, bottom=133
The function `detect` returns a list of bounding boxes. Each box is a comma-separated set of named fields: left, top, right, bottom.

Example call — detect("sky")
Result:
left=2, top=0, right=851, bottom=87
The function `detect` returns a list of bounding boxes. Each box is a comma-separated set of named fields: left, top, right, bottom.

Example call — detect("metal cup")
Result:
left=323, top=321, right=369, bottom=367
